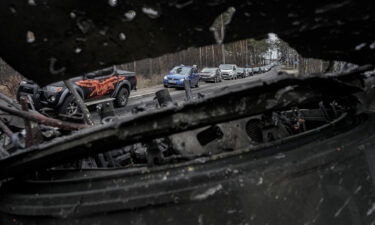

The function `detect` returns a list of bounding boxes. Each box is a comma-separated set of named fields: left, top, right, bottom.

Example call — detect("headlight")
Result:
left=20, top=80, right=27, bottom=85
left=164, top=76, right=168, bottom=80
left=48, top=96, right=56, bottom=102
left=180, top=79, right=185, bottom=82
left=46, top=86, right=63, bottom=93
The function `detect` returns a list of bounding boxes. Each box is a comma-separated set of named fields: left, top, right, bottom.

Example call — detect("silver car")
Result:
left=219, top=64, right=238, bottom=80
left=199, top=67, right=222, bottom=83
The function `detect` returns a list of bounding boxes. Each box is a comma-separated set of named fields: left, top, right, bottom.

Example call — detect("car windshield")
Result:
left=170, top=67, right=191, bottom=76
left=219, top=65, right=234, bottom=70
left=201, top=68, right=216, bottom=73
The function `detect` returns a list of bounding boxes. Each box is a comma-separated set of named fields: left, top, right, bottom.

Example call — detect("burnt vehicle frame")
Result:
left=1, top=65, right=375, bottom=225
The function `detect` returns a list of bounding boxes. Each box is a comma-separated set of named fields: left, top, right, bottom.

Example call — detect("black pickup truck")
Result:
left=16, top=66, right=137, bottom=116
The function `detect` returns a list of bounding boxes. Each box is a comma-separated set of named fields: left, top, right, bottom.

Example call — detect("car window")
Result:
left=170, top=67, right=191, bottom=76
left=219, top=65, right=233, bottom=70
left=91, top=66, right=115, bottom=77
left=201, top=68, right=216, bottom=73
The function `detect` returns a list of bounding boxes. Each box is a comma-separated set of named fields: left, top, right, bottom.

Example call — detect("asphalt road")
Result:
left=115, top=67, right=280, bottom=116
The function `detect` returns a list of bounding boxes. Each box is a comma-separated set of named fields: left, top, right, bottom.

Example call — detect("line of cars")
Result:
left=163, top=62, right=278, bottom=89
left=16, top=63, right=276, bottom=116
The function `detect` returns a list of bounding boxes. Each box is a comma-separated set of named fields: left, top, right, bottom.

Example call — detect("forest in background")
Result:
left=0, top=36, right=282, bottom=92
left=119, top=37, right=277, bottom=77
left=0, top=35, right=346, bottom=95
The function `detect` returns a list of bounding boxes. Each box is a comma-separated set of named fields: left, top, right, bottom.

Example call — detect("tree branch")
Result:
left=63, top=80, right=94, bottom=126
left=0, top=92, right=21, bottom=110
left=0, top=104, right=89, bottom=130
left=0, top=119, right=13, bottom=138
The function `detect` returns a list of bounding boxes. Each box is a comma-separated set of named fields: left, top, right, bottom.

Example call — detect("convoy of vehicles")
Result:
left=17, top=66, right=137, bottom=116
left=163, top=63, right=277, bottom=89
left=16, top=63, right=276, bottom=113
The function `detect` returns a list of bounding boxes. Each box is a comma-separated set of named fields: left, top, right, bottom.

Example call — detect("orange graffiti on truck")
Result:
left=76, top=76, right=126, bottom=97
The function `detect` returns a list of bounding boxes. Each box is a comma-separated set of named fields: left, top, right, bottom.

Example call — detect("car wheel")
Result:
left=164, top=84, right=169, bottom=88
left=115, top=87, right=130, bottom=107
left=58, top=95, right=80, bottom=116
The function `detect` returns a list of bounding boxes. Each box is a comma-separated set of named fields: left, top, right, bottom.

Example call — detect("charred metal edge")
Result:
left=0, top=112, right=373, bottom=218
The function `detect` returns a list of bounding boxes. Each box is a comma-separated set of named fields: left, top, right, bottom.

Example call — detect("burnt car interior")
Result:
left=1, top=0, right=375, bottom=224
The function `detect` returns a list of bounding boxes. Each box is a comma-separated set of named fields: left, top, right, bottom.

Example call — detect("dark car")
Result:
left=163, top=65, right=200, bottom=89
left=252, top=67, right=261, bottom=74
left=246, top=68, right=254, bottom=76
left=16, top=66, right=137, bottom=116
left=199, top=67, right=222, bottom=83
left=237, top=67, right=247, bottom=78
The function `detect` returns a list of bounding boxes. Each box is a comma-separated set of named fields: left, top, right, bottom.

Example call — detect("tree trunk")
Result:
left=220, top=14, right=225, bottom=64
left=211, top=45, right=215, bottom=67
